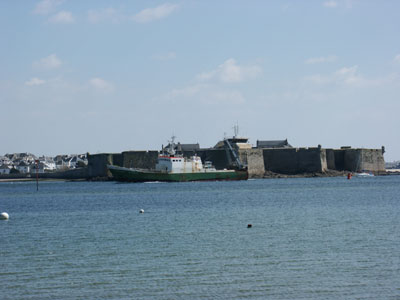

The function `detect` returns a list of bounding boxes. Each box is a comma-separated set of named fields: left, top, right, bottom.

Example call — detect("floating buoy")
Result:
left=139, top=209, right=144, bottom=214
left=0, top=212, right=9, bottom=220
left=247, top=224, right=252, bottom=228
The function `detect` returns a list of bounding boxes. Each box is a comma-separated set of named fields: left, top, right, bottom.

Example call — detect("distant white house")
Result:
left=30, top=162, right=45, bottom=174
left=0, top=156, right=11, bottom=165
left=16, top=161, right=30, bottom=173
left=39, top=156, right=56, bottom=171
left=54, top=155, right=71, bottom=170
left=44, top=161, right=56, bottom=171
left=68, top=156, right=78, bottom=168
left=0, top=164, right=11, bottom=175
left=56, top=161, right=66, bottom=170
left=1, top=152, right=88, bottom=173
left=11, top=153, right=37, bottom=164
left=66, top=155, right=87, bottom=169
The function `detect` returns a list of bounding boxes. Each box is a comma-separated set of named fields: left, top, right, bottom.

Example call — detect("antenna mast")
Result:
left=233, top=123, right=239, bottom=138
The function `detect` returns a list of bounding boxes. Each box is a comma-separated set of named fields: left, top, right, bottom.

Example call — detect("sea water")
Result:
left=0, top=176, right=399, bottom=299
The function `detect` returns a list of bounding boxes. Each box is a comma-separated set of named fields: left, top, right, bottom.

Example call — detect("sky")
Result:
left=1, top=0, right=399, bottom=161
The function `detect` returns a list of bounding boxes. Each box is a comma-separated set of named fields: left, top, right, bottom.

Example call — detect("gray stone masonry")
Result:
left=86, top=146, right=385, bottom=179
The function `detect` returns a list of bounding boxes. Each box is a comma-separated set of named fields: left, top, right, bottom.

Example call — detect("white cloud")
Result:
left=197, top=70, right=216, bottom=81
left=304, top=74, right=330, bottom=85
left=87, top=4, right=179, bottom=24
left=334, top=65, right=357, bottom=76
left=132, top=3, right=179, bottom=23
left=306, top=65, right=362, bottom=85
left=48, top=11, right=75, bottom=24
left=218, top=59, right=242, bottom=83
left=168, top=84, right=207, bottom=98
left=33, top=54, right=62, bottom=70
left=323, top=1, right=338, bottom=8
left=33, top=0, right=64, bottom=15
left=88, top=8, right=122, bottom=24
left=305, top=55, right=337, bottom=64
left=164, top=58, right=259, bottom=106
left=334, top=65, right=361, bottom=84
left=25, top=77, right=46, bottom=86
left=305, top=65, right=393, bottom=87
left=153, top=52, right=177, bottom=61
left=166, top=83, right=245, bottom=105
left=394, top=54, right=400, bottom=63
left=197, top=59, right=262, bottom=83
left=89, top=78, right=114, bottom=92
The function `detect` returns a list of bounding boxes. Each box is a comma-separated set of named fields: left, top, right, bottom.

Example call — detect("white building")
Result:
left=0, top=156, right=11, bottom=165
left=66, top=155, right=87, bottom=169
left=0, top=164, right=11, bottom=175
left=16, top=161, right=30, bottom=173
left=39, top=156, right=56, bottom=171
left=30, top=162, right=45, bottom=174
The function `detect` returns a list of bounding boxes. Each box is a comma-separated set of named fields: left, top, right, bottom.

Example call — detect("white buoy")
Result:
left=139, top=209, right=144, bottom=214
left=0, top=212, right=9, bottom=220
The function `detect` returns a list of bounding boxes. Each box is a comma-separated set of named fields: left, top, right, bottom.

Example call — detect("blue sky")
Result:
left=1, top=0, right=399, bottom=161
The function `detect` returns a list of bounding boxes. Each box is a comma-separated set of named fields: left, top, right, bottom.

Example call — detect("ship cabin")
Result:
left=155, top=155, right=203, bottom=173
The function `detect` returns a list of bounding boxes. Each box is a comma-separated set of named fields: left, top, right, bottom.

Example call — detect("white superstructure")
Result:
left=155, top=155, right=204, bottom=173
left=154, top=136, right=216, bottom=174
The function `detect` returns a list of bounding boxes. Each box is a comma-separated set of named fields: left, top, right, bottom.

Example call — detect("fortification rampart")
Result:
left=87, top=153, right=116, bottom=178
left=261, top=147, right=327, bottom=174
left=86, top=145, right=386, bottom=179
left=240, top=149, right=265, bottom=177
left=326, top=149, right=336, bottom=170
left=360, top=149, right=385, bottom=173
left=122, top=151, right=158, bottom=169
left=197, top=149, right=231, bottom=170
left=326, top=148, right=385, bottom=174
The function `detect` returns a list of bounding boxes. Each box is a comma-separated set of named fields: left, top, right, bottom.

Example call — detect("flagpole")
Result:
left=35, top=160, right=39, bottom=191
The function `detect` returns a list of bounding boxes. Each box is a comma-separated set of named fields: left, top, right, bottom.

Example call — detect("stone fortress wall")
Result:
left=87, top=146, right=386, bottom=179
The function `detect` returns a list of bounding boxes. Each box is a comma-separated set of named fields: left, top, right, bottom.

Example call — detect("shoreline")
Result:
left=0, top=178, right=87, bottom=183
left=1, top=171, right=398, bottom=183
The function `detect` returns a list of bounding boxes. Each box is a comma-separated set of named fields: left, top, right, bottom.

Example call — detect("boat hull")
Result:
left=108, top=165, right=248, bottom=182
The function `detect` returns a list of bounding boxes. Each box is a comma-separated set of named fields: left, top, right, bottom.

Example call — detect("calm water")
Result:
left=1, top=176, right=399, bottom=299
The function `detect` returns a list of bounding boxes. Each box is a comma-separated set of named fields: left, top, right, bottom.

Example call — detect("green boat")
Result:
left=107, top=138, right=248, bottom=182
left=107, top=164, right=248, bottom=182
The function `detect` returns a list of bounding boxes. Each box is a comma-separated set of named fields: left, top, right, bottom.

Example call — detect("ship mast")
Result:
left=233, top=123, right=239, bottom=138
left=167, top=135, right=176, bottom=156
